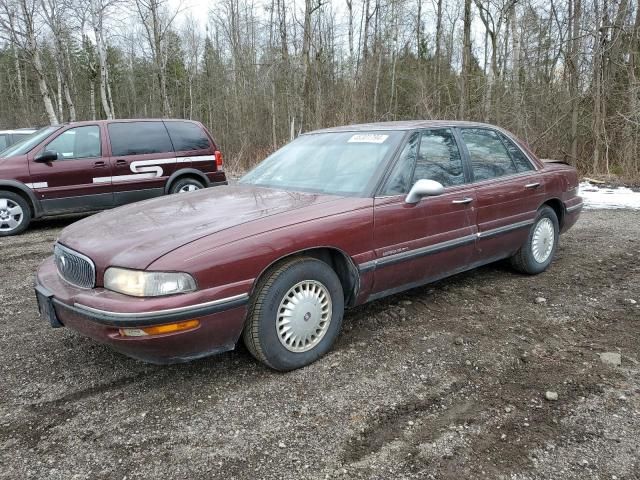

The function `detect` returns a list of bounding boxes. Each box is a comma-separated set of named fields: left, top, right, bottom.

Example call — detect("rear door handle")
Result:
left=93, top=161, right=107, bottom=168
left=525, top=182, right=541, bottom=189
left=452, top=197, right=473, bottom=204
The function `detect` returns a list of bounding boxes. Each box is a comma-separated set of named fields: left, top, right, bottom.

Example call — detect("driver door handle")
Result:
left=525, top=182, right=541, bottom=189
left=93, top=161, right=107, bottom=168
left=452, top=197, right=473, bottom=204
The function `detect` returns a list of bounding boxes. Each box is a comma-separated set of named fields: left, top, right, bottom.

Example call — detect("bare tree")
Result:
left=0, top=0, right=58, bottom=124
left=133, top=0, right=180, bottom=116
left=40, top=0, right=76, bottom=120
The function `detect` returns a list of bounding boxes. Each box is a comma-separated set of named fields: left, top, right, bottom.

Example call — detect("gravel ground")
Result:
left=1, top=210, right=639, bottom=480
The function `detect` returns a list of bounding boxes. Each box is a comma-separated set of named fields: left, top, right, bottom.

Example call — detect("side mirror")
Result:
left=405, top=179, right=445, bottom=204
left=34, top=150, right=58, bottom=163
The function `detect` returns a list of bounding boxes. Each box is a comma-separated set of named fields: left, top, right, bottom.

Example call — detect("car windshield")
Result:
left=0, top=126, right=60, bottom=158
left=239, top=131, right=403, bottom=196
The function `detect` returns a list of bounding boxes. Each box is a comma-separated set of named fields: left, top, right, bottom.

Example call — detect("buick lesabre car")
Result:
left=35, top=121, right=582, bottom=370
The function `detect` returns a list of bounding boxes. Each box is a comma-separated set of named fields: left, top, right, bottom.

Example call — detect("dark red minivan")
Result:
left=0, top=119, right=226, bottom=236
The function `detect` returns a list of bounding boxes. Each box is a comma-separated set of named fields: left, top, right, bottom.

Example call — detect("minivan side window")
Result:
left=108, top=122, right=173, bottom=156
left=45, top=126, right=101, bottom=159
left=165, top=122, right=211, bottom=152
left=0, top=134, right=8, bottom=151
left=460, top=128, right=518, bottom=181
left=414, top=129, right=464, bottom=187
left=498, top=132, right=534, bottom=172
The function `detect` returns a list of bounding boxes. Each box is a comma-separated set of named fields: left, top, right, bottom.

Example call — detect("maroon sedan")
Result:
left=35, top=121, right=582, bottom=370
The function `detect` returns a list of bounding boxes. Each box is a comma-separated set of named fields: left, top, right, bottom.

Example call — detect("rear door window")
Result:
left=165, top=121, right=211, bottom=152
left=108, top=122, right=173, bottom=156
left=460, top=128, right=518, bottom=181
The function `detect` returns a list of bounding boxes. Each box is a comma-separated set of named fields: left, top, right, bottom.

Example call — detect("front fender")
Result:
left=0, top=179, right=43, bottom=217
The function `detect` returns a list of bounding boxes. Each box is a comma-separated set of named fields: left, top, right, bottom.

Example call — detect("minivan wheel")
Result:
left=0, top=191, right=31, bottom=237
left=510, top=206, right=559, bottom=275
left=243, top=257, right=344, bottom=371
left=170, top=177, right=205, bottom=194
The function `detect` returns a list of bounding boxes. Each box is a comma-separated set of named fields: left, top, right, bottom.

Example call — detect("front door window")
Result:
left=45, top=126, right=101, bottom=160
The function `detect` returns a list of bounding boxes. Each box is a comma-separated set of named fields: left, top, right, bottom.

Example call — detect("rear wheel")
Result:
left=510, top=205, right=559, bottom=274
left=0, top=191, right=31, bottom=237
left=170, top=177, right=205, bottom=194
left=243, top=257, right=344, bottom=371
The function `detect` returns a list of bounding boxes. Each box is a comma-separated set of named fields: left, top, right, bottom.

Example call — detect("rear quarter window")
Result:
left=108, top=122, right=173, bottom=156
left=165, top=121, right=212, bottom=152
left=498, top=132, right=534, bottom=172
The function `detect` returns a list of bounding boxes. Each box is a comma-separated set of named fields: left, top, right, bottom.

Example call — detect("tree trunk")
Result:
left=300, top=0, right=315, bottom=131
left=90, top=81, right=96, bottom=121
left=569, top=0, right=582, bottom=165
left=434, top=0, right=443, bottom=73
left=363, top=0, right=370, bottom=60
left=56, top=65, right=63, bottom=121
left=33, top=47, right=59, bottom=125
left=592, top=0, right=604, bottom=173
left=416, top=0, right=422, bottom=59
left=92, top=4, right=114, bottom=120
left=460, top=0, right=472, bottom=119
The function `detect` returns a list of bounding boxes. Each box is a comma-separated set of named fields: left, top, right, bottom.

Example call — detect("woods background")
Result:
left=0, top=0, right=639, bottom=178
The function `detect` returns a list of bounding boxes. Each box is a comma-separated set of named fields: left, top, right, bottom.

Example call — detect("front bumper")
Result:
left=36, top=257, right=249, bottom=364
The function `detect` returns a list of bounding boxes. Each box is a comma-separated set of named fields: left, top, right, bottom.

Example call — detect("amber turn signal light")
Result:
left=119, top=319, right=200, bottom=337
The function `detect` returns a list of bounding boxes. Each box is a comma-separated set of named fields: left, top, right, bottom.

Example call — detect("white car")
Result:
left=0, top=129, right=37, bottom=152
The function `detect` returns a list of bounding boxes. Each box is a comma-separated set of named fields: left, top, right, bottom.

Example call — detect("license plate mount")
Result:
left=34, top=285, right=64, bottom=328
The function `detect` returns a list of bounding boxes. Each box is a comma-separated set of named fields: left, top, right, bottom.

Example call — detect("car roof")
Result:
left=305, top=120, right=500, bottom=134
left=50, top=118, right=203, bottom=128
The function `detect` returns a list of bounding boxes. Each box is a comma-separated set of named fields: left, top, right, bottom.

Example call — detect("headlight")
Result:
left=104, top=267, right=197, bottom=297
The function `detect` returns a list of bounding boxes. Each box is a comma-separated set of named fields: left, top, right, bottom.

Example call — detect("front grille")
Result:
left=54, top=243, right=96, bottom=289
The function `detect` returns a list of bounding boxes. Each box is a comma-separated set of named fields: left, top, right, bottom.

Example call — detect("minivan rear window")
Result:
left=165, top=121, right=211, bottom=152
left=108, top=122, right=173, bottom=156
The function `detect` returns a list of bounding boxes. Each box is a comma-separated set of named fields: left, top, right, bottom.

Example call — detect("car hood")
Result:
left=0, top=154, right=23, bottom=165
left=59, top=184, right=344, bottom=270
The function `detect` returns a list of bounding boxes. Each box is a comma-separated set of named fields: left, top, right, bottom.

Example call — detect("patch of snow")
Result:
left=579, top=182, right=640, bottom=210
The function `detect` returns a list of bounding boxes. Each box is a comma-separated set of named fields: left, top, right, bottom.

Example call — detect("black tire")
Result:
left=0, top=191, right=32, bottom=237
left=243, top=257, right=344, bottom=371
left=510, top=205, right=559, bottom=275
left=169, top=177, right=205, bottom=194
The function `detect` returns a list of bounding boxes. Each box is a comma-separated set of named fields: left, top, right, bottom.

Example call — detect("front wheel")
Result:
left=243, top=257, right=344, bottom=371
left=0, top=192, right=31, bottom=237
left=510, top=206, right=559, bottom=275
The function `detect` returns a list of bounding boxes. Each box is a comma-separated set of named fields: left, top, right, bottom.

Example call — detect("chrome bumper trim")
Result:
left=566, top=202, right=583, bottom=213
left=62, top=293, right=250, bottom=327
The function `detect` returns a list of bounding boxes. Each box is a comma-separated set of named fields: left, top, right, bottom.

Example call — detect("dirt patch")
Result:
left=0, top=210, right=639, bottom=479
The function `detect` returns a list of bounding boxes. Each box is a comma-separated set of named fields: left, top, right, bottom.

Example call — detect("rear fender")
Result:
left=164, top=168, right=211, bottom=194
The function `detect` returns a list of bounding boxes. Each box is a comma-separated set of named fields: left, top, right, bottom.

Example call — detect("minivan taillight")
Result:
left=214, top=150, right=223, bottom=169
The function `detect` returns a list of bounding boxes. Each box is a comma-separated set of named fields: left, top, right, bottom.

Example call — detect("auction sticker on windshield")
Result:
left=347, top=134, right=389, bottom=144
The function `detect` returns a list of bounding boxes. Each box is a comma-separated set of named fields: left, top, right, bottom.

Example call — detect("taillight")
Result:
left=214, top=150, right=223, bottom=169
